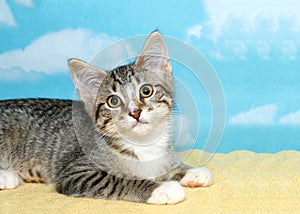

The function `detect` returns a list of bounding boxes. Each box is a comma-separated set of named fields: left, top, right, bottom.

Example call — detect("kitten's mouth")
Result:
left=132, top=121, right=149, bottom=129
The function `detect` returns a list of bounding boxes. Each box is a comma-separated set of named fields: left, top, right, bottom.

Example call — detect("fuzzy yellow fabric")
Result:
left=1, top=150, right=299, bottom=213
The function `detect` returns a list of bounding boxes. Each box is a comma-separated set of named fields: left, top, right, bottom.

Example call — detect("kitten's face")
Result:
left=69, top=31, right=173, bottom=142
left=94, top=64, right=173, bottom=138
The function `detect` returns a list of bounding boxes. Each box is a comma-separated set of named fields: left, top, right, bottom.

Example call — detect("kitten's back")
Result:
left=0, top=99, right=81, bottom=183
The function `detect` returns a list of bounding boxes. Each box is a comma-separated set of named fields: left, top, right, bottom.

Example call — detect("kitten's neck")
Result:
left=116, top=124, right=175, bottom=179
left=118, top=120, right=172, bottom=162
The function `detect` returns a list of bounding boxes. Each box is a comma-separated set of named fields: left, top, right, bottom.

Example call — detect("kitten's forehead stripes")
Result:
left=110, top=72, right=123, bottom=85
left=110, top=65, right=135, bottom=85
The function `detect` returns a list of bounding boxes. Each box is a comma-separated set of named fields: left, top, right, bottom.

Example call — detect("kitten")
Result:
left=0, top=31, right=212, bottom=204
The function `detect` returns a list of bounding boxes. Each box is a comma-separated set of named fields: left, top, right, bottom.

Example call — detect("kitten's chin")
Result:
left=131, top=122, right=152, bottom=135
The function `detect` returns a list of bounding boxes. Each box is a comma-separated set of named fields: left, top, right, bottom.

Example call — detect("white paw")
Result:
left=180, top=167, right=213, bottom=188
left=0, top=170, right=21, bottom=190
left=147, top=181, right=185, bottom=205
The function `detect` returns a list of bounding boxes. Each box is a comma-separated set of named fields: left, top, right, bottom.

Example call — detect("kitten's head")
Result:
left=69, top=31, right=173, bottom=141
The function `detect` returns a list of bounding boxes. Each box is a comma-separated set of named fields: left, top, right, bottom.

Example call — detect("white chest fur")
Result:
left=131, top=132, right=169, bottom=161
left=117, top=128, right=174, bottom=179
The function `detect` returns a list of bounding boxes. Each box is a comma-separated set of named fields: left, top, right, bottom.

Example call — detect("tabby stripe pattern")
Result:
left=56, top=169, right=160, bottom=202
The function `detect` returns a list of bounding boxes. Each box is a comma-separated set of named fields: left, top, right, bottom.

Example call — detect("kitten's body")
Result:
left=0, top=98, right=173, bottom=200
left=0, top=32, right=212, bottom=204
left=0, top=99, right=77, bottom=184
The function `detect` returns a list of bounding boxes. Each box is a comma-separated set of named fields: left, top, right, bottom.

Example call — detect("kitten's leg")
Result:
left=0, top=170, right=23, bottom=190
left=167, top=163, right=213, bottom=188
left=180, top=167, right=213, bottom=187
left=147, top=181, right=185, bottom=205
left=56, top=169, right=185, bottom=205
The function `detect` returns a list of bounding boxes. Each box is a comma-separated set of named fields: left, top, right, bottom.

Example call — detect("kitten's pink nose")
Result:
left=129, top=110, right=142, bottom=120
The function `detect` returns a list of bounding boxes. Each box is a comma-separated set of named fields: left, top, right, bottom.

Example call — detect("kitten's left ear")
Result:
left=135, top=31, right=172, bottom=73
left=68, top=58, right=107, bottom=115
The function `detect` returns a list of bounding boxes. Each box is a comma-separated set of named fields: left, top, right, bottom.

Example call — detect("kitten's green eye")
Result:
left=107, top=95, right=122, bottom=108
left=140, top=84, right=154, bottom=98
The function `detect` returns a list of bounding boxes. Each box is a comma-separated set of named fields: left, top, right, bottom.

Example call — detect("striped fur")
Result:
left=0, top=98, right=186, bottom=202
left=0, top=31, right=210, bottom=204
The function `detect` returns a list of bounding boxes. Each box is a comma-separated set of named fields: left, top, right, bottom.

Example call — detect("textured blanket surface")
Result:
left=1, top=150, right=299, bottom=214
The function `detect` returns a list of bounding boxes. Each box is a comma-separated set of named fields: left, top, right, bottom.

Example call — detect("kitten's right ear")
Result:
left=135, top=31, right=172, bottom=74
left=68, top=58, right=107, bottom=113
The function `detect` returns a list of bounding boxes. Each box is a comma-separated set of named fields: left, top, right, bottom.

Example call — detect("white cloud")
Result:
left=204, top=0, right=300, bottom=39
left=202, top=0, right=300, bottom=60
left=279, top=110, right=300, bottom=125
left=0, top=0, right=16, bottom=27
left=0, top=0, right=34, bottom=27
left=0, top=67, right=43, bottom=81
left=229, top=104, right=278, bottom=125
left=0, top=29, right=117, bottom=73
left=186, top=25, right=203, bottom=39
left=14, top=0, right=34, bottom=8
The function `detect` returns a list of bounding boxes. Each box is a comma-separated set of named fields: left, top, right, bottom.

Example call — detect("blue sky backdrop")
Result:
left=0, top=0, right=299, bottom=153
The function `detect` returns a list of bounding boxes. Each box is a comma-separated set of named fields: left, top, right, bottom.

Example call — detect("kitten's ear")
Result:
left=135, top=31, right=172, bottom=73
left=68, top=58, right=106, bottom=114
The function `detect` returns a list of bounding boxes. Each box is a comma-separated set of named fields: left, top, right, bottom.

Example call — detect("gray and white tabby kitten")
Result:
left=0, top=31, right=212, bottom=204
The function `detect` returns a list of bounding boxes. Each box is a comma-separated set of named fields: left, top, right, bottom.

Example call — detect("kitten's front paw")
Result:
left=147, top=181, right=185, bottom=205
left=0, top=170, right=21, bottom=190
left=180, top=167, right=213, bottom=188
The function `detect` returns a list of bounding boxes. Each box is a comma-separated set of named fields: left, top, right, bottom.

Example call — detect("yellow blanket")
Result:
left=1, top=150, right=299, bottom=213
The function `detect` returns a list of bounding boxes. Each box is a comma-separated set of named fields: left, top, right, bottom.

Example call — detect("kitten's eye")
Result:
left=140, top=84, right=153, bottom=98
left=107, top=95, right=122, bottom=108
